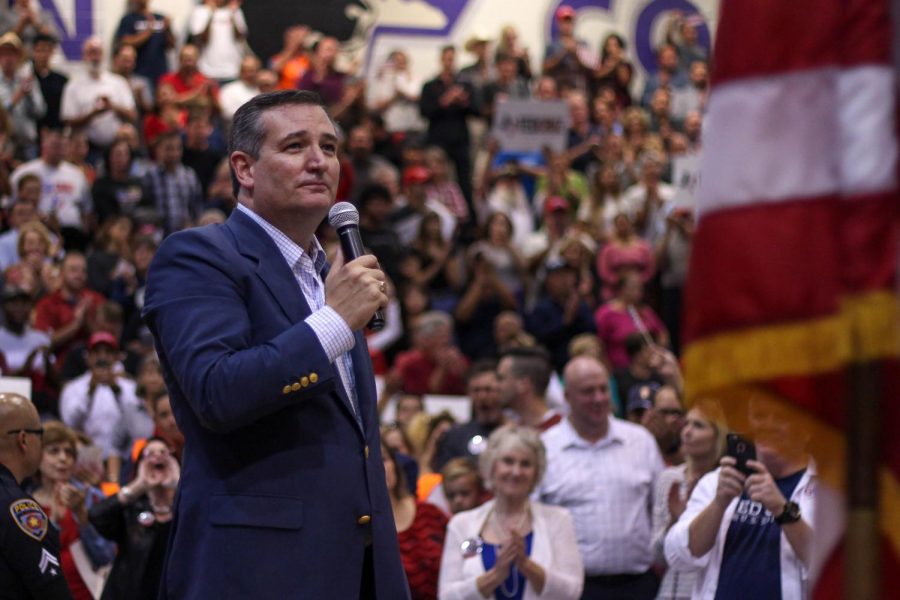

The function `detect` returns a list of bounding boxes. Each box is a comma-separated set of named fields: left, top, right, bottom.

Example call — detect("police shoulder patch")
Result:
left=9, top=499, right=48, bottom=541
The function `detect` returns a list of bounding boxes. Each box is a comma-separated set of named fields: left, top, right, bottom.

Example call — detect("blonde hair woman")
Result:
left=438, top=425, right=583, bottom=599
left=651, top=398, right=729, bottom=599
left=4, top=219, right=56, bottom=297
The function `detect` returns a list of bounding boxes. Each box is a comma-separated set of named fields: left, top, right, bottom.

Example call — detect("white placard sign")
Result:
left=491, top=100, right=571, bottom=153
left=671, top=153, right=702, bottom=208
left=0, top=376, right=31, bottom=399
left=672, top=153, right=702, bottom=197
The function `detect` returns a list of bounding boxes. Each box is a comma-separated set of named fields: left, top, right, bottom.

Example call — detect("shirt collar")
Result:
left=236, top=203, right=326, bottom=275
left=559, top=415, right=626, bottom=450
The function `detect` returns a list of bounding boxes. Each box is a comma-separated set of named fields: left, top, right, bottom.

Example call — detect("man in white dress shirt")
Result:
left=537, top=355, right=664, bottom=599
left=60, top=36, right=137, bottom=151
left=219, top=55, right=261, bottom=122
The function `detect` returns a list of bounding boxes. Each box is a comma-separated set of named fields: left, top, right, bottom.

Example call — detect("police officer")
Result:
left=0, top=392, right=72, bottom=598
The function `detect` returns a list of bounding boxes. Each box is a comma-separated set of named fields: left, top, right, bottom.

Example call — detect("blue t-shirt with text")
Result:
left=115, top=12, right=169, bottom=85
left=714, top=469, right=805, bottom=600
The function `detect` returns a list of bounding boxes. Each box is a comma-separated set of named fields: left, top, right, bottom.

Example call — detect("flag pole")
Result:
left=845, top=362, right=881, bottom=599
left=845, top=0, right=898, bottom=595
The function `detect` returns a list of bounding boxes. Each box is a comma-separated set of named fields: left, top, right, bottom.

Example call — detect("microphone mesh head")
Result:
left=328, top=202, right=359, bottom=229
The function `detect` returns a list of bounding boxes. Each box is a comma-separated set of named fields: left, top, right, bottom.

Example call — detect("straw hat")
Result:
left=0, top=32, right=24, bottom=54
left=464, top=32, right=492, bottom=53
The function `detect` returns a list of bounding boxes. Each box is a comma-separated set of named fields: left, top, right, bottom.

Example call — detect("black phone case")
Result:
left=726, top=433, right=756, bottom=477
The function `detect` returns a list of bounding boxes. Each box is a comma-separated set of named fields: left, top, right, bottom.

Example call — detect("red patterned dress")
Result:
left=397, top=501, right=448, bottom=600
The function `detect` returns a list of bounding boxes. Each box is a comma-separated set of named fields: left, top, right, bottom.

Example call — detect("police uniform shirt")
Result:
left=0, top=463, right=72, bottom=599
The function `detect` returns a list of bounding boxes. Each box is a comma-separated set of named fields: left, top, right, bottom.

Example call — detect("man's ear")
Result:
left=230, top=151, right=255, bottom=191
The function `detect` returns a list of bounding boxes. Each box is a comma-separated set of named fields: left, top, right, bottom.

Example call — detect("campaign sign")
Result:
left=491, top=100, right=571, bottom=153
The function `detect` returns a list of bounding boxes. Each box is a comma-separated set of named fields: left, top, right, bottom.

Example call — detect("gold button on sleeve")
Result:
left=291, top=382, right=301, bottom=392
left=357, top=515, right=371, bottom=525
left=282, top=385, right=292, bottom=395
left=309, top=372, right=318, bottom=384
left=300, top=376, right=310, bottom=387
left=364, top=446, right=369, bottom=459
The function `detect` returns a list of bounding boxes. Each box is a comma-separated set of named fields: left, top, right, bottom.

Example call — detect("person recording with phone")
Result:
left=664, top=393, right=815, bottom=600
left=142, top=90, right=407, bottom=598
left=59, top=332, right=153, bottom=485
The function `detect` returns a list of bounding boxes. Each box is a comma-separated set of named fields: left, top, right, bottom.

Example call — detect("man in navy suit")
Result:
left=142, top=90, right=409, bottom=598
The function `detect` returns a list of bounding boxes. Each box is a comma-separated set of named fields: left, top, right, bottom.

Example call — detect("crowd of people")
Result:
left=0, top=1, right=815, bottom=599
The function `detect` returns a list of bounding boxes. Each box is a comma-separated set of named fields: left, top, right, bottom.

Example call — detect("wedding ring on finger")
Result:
left=379, top=281, right=386, bottom=293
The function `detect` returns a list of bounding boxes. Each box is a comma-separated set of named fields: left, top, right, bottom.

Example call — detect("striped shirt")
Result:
left=538, top=416, right=665, bottom=575
left=145, top=163, right=203, bottom=235
left=235, top=204, right=360, bottom=420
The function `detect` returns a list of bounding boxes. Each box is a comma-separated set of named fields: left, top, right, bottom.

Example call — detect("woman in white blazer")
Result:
left=438, top=425, right=583, bottom=599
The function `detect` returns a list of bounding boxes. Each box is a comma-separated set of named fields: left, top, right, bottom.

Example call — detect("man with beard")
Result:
left=496, top=347, right=562, bottom=432
left=345, top=124, right=396, bottom=203
left=60, top=37, right=137, bottom=154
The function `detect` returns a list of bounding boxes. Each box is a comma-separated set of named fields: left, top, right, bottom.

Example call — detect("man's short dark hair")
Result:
left=367, top=111, right=385, bottom=130
left=150, top=391, right=170, bottom=415
left=153, top=130, right=181, bottom=148
left=114, top=42, right=136, bottom=56
left=625, top=332, right=650, bottom=359
left=131, top=234, right=158, bottom=253
left=467, top=359, right=498, bottom=383
left=32, top=33, right=57, bottom=47
left=357, top=184, right=391, bottom=211
left=500, top=347, right=552, bottom=395
left=62, top=249, right=85, bottom=264
left=229, top=90, right=329, bottom=197
left=96, top=300, right=124, bottom=325
left=15, top=173, right=40, bottom=193
left=187, top=107, right=211, bottom=125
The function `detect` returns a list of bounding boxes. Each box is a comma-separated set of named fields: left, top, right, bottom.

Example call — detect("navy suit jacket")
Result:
left=143, top=209, right=409, bottom=599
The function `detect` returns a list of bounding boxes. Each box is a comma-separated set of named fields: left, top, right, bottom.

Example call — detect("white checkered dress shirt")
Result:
left=538, top=416, right=665, bottom=575
left=236, top=204, right=360, bottom=420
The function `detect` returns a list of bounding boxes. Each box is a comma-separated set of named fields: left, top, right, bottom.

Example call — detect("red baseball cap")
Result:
left=544, top=195, right=570, bottom=214
left=555, top=5, right=576, bottom=20
left=402, top=166, right=432, bottom=186
left=88, top=331, right=119, bottom=351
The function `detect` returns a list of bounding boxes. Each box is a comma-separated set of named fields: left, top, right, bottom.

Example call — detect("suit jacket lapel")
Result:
left=226, top=210, right=309, bottom=323
left=318, top=261, right=371, bottom=437
left=227, top=212, right=366, bottom=436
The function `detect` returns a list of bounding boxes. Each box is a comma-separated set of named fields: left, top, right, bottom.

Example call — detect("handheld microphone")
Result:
left=328, top=202, right=385, bottom=331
